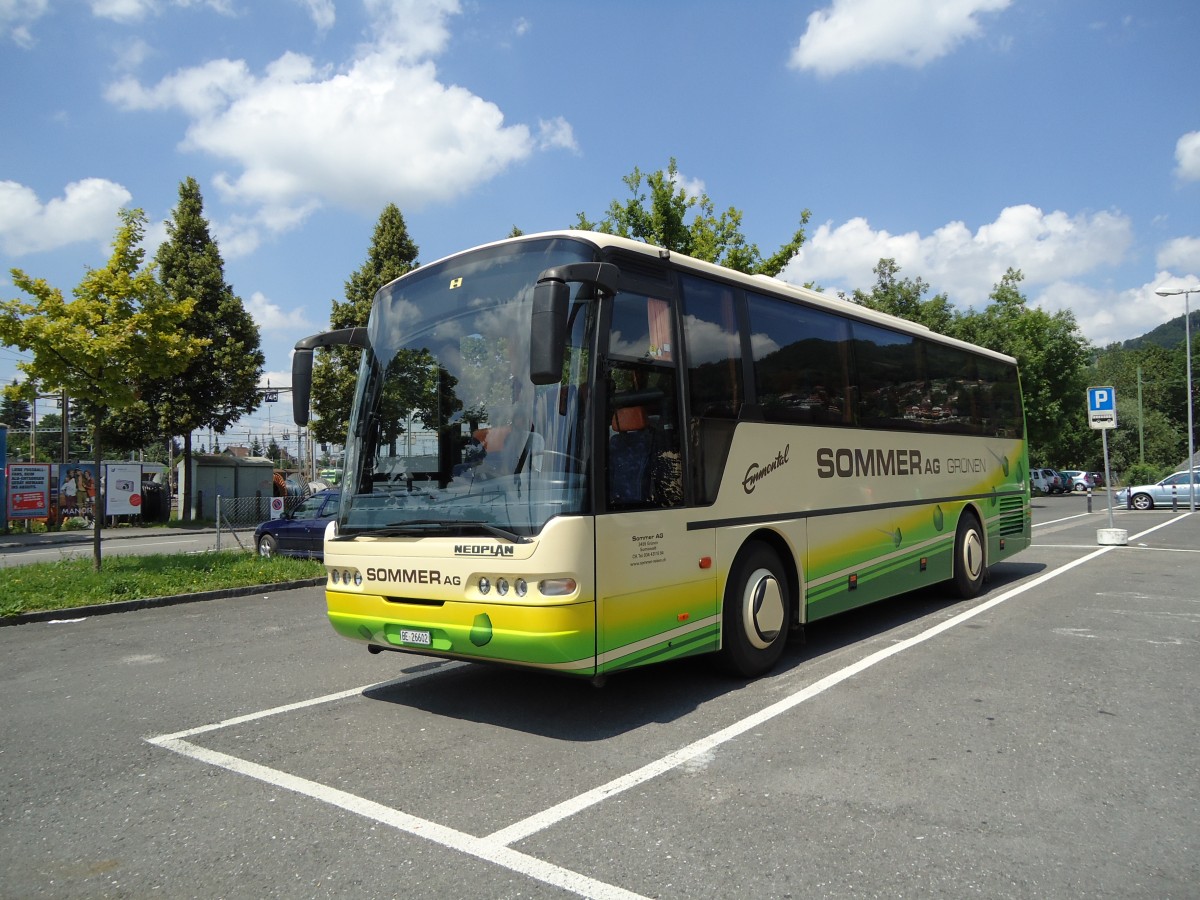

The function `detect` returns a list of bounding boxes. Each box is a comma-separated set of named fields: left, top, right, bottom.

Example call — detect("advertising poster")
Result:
left=58, top=464, right=97, bottom=521
left=7, top=464, right=52, bottom=519
left=105, top=464, right=143, bottom=516
left=0, top=424, right=6, bottom=531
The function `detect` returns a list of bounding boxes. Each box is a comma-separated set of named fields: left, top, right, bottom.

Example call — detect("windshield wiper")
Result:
left=357, top=520, right=531, bottom=543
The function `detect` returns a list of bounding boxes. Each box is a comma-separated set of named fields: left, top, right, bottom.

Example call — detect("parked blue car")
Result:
left=254, top=490, right=339, bottom=559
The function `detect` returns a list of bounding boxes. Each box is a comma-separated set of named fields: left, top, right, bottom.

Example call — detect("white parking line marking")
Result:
left=145, top=513, right=1192, bottom=899
left=1033, top=511, right=1094, bottom=527
left=149, top=736, right=648, bottom=900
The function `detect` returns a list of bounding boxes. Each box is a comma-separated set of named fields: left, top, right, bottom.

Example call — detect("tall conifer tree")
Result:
left=152, top=177, right=264, bottom=519
left=310, top=203, right=419, bottom=446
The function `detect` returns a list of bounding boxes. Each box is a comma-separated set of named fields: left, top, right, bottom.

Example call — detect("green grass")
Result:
left=1, top=552, right=325, bottom=617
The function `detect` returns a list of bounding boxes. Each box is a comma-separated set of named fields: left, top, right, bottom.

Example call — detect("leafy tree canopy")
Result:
left=574, top=158, right=809, bottom=277
left=0, top=208, right=205, bottom=564
left=847, top=258, right=957, bottom=334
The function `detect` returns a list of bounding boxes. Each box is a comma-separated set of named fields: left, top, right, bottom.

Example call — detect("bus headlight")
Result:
left=330, top=568, right=362, bottom=586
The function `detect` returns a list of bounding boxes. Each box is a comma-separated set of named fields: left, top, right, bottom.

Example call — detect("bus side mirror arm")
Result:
left=529, top=262, right=620, bottom=385
left=291, top=327, right=370, bottom=426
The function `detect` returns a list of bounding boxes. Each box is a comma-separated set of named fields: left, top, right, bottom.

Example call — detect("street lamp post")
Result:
left=1155, top=285, right=1200, bottom=513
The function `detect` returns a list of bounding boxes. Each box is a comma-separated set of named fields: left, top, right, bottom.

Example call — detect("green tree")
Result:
left=26, top=411, right=89, bottom=464
left=953, top=269, right=1092, bottom=464
left=1, top=379, right=32, bottom=431
left=575, top=158, right=810, bottom=276
left=311, top=203, right=419, bottom=446
left=1105, top=397, right=1182, bottom=481
left=849, top=259, right=957, bottom=334
left=0, top=208, right=205, bottom=567
left=1, top=380, right=33, bottom=460
left=147, top=177, right=264, bottom=519
left=1092, top=342, right=1190, bottom=471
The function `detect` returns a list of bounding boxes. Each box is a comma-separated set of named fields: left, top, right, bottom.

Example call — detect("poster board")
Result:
left=105, top=463, right=143, bottom=516
left=7, top=464, right=51, bottom=519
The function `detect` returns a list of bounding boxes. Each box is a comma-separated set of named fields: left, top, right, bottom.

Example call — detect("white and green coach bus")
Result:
left=291, top=231, right=1030, bottom=680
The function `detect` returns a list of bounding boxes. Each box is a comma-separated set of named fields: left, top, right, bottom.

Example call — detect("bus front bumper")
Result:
left=326, top=590, right=597, bottom=675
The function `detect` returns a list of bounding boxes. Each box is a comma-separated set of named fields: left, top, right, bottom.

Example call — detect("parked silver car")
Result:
left=1115, top=470, right=1200, bottom=510
left=1059, top=470, right=1095, bottom=492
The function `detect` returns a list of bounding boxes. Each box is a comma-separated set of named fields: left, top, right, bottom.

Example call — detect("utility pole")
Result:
left=61, top=390, right=69, bottom=464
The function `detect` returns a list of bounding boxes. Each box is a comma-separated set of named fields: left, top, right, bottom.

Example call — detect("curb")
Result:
left=0, top=577, right=327, bottom=627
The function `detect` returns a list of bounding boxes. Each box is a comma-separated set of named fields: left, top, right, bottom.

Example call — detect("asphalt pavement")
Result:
left=0, top=502, right=1195, bottom=898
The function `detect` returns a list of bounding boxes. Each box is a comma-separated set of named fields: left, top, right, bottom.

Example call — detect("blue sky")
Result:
left=2, top=0, right=1198, bottom=448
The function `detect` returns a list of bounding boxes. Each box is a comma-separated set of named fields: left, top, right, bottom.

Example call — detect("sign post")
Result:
left=1087, top=386, right=1125, bottom=545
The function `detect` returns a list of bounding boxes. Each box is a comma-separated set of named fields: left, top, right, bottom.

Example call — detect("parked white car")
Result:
left=1030, top=468, right=1064, bottom=494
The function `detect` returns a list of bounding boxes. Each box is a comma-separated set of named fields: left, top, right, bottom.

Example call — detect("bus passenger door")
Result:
left=594, top=291, right=719, bottom=674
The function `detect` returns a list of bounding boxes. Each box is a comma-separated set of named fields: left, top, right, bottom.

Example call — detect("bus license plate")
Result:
left=400, top=629, right=432, bottom=647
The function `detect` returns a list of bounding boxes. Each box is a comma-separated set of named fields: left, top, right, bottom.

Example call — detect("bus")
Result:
left=291, top=231, right=1030, bottom=681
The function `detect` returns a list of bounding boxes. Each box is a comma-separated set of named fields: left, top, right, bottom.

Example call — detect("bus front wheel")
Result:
left=719, top=543, right=790, bottom=678
left=951, top=512, right=985, bottom=599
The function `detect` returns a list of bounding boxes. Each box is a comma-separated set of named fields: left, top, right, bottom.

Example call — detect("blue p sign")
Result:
left=1087, top=386, right=1116, bottom=429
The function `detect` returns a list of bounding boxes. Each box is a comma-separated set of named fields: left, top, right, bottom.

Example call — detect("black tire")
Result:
left=719, top=543, right=790, bottom=678
left=1131, top=493, right=1153, bottom=511
left=257, top=534, right=278, bottom=558
left=951, top=512, right=986, bottom=599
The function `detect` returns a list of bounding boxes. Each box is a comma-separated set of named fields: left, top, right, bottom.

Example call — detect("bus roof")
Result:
left=409, top=229, right=1019, bottom=367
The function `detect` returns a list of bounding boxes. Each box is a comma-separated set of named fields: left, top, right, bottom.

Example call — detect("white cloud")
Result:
left=779, top=209, right=1200, bottom=346
left=363, top=0, right=458, bottom=62
left=104, top=0, right=568, bottom=244
left=1038, top=274, right=1200, bottom=348
left=89, top=0, right=236, bottom=21
left=1, top=0, right=49, bottom=47
left=90, top=0, right=157, bottom=23
left=297, top=0, right=334, bottom=32
left=671, top=169, right=705, bottom=200
left=782, top=204, right=1133, bottom=310
left=0, top=178, right=133, bottom=256
left=106, top=57, right=256, bottom=118
left=1174, top=130, right=1200, bottom=182
left=537, top=117, right=578, bottom=152
left=1158, top=236, right=1200, bottom=272
left=245, top=290, right=314, bottom=334
left=790, top=0, right=1012, bottom=76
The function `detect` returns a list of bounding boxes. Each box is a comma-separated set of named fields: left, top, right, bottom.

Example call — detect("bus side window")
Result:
left=605, top=291, right=684, bottom=509
left=680, top=275, right=743, bottom=504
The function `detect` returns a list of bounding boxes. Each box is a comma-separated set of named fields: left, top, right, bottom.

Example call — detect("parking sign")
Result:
left=1087, top=386, right=1117, bottom=430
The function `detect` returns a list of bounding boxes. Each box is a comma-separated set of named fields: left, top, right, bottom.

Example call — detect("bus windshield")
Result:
left=339, top=236, right=599, bottom=538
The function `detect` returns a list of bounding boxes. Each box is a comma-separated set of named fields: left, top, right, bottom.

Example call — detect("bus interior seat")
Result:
left=609, top=405, right=654, bottom=504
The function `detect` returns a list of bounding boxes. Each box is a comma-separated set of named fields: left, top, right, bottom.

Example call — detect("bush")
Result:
left=1121, top=462, right=1170, bottom=487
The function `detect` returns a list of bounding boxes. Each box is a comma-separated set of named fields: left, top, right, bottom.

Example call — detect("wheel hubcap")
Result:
left=744, top=569, right=784, bottom=649
left=962, top=530, right=983, bottom=581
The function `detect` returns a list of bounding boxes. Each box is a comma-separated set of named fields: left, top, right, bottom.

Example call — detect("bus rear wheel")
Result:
left=719, top=543, right=790, bottom=678
left=951, top=512, right=985, bottom=599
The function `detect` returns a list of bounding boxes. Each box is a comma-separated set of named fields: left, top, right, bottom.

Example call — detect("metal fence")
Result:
left=213, top=494, right=310, bottom=552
